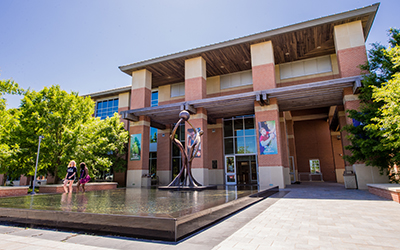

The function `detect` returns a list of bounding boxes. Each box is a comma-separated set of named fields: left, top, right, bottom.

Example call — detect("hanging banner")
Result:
left=258, top=120, right=278, bottom=155
left=130, top=134, right=142, bottom=161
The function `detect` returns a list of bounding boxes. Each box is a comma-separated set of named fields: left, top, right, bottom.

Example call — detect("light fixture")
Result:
left=285, top=52, right=290, bottom=56
left=220, top=65, right=225, bottom=68
left=317, top=46, right=321, bottom=49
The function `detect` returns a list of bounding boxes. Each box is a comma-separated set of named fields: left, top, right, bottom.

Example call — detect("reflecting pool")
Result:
left=0, top=186, right=260, bottom=218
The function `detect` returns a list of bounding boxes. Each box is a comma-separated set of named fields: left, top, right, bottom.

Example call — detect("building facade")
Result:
left=89, top=3, right=387, bottom=189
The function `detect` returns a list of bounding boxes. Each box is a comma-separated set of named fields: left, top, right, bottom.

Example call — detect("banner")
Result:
left=258, top=120, right=278, bottom=155
left=130, top=134, right=141, bottom=161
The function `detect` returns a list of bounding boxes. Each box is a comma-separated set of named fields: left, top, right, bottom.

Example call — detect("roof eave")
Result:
left=119, top=3, right=379, bottom=76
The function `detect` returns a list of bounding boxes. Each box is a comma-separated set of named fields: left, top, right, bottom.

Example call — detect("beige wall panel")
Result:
left=192, top=168, right=209, bottom=186
left=132, top=69, right=152, bottom=90
left=330, top=54, right=339, bottom=74
left=275, top=65, right=281, bottom=84
left=353, top=164, right=389, bottom=190
left=158, top=85, right=171, bottom=103
left=157, top=170, right=171, bottom=186
left=208, top=169, right=224, bottom=185
left=334, top=21, right=365, bottom=52
left=206, top=76, right=220, bottom=94
left=251, top=41, right=274, bottom=67
left=126, top=169, right=150, bottom=188
left=185, top=57, right=206, bottom=80
left=336, top=169, right=345, bottom=184
left=258, top=166, right=285, bottom=189
left=118, top=92, right=130, bottom=108
left=283, top=167, right=291, bottom=186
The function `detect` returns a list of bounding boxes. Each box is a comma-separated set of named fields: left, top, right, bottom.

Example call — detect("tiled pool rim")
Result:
left=0, top=186, right=278, bottom=241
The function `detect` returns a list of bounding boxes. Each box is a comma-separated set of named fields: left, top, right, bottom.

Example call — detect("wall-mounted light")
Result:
left=212, top=129, right=215, bottom=133
left=337, top=135, right=341, bottom=140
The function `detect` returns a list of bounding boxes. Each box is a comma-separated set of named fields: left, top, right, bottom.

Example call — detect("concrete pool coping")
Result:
left=0, top=186, right=278, bottom=241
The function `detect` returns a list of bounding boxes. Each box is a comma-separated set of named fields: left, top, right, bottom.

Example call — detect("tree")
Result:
left=0, top=79, right=24, bottom=184
left=8, top=85, right=128, bottom=182
left=344, top=28, right=400, bottom=182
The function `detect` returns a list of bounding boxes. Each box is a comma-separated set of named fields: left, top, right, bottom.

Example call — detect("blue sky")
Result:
left=1, top=0, right=398, bottom=108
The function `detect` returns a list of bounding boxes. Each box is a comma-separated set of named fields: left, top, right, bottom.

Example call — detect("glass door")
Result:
left=225, top=156, right=236, bottom=185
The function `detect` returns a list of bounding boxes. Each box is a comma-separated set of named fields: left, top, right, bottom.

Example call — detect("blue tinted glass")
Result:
left=236, top=130, right=244, bottom=137
left=97, top=102, right=102, bottom=109
left=114, top=99, right=119, bottom=107
left=244, top=129, right=255, bottom=136
left=235, top=137, right=245, bottom=154
left=245, top=136, right=257, bottom=153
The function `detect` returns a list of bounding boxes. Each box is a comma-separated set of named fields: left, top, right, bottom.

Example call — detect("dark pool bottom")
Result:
left=0, top=185, right=278, bottom=241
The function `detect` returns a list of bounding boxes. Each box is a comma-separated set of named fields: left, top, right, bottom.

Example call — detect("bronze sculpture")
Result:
left=167, top=110, right=203, bottom=187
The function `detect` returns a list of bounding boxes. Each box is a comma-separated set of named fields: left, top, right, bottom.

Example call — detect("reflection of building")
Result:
left=87, top=4, right=387, bottom=189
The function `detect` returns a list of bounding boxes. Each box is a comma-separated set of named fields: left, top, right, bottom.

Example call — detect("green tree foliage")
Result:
left=3, top=85, right=128, bottom=181
left=0, top=79, right=24, bottom=181
left=344, top=28, right=400, bottom=181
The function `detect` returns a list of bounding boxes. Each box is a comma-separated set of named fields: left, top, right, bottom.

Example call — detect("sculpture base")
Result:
left=158, top=185, right=218, bottom=191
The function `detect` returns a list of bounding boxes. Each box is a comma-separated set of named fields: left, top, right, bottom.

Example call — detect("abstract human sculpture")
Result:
left=167, top=110, right=203, bottom=188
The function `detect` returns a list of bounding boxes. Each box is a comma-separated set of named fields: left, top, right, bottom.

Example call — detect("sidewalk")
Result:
left=0, top=182, right=399, bottom=250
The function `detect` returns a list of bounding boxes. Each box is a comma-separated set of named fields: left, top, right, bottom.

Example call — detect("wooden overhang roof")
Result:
left=120, top=76, right=362, bottom=129
left=119, top=3, right=378, bottom=88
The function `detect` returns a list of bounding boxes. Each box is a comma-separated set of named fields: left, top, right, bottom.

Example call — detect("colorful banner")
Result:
left=130, top=134, right=141, bottom=161
left=187, top=128, right=201, bottom=157
left=258, top=120, right=278, bottom=155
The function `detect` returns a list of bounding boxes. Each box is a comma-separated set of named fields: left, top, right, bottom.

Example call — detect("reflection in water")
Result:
left=0, top=186, right=261, bottom=217
left=76, top=193, right=88, bottom=212
left=60, top=193, right=73, bottom=212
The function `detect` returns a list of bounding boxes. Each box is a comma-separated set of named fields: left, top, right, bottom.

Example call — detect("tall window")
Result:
left=95, top=98, right=119, bottom=120
left=151, top=91, right=158, bottom=107
left=171, top=123, right=185, bottom=180
left=223, top=115, right=257, bottom=155
left=149, top=91, right=158, bottom=179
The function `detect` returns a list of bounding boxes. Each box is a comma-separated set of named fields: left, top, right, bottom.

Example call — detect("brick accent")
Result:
left=255, top=99, right=283, bottom=167
left=131, top=87, right=151, bottom=109
left=39, top=182, right=118, bottom=194
left=185, top=77, right=206, bottom=101
left=337, top=46, right=367, bottom=77
left=368, top=186, right=400, bottom=203
left=128, top=116, right=150, bottom=171
left=0, top=187, right=28, bottom=197
left=252, top=63, right=276, bottom=91
left=157, top=126, right=171, bottom=172
left=186, top=108, right=208, bottom=169
left=207, top=120, right=224, bottom=170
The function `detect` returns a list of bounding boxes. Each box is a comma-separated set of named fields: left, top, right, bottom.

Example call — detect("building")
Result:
left=88, top=3, right=386, bottom=189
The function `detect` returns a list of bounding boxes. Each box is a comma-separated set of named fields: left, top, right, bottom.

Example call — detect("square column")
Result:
left=285, top=112, right=299, bottom=182
left=279, top=113, right=291, bottom=186
left=334, top=21, right=368, bottom=77
left=127, top=116, right=151, bottom=188
left=156, top=126, right=172, bottom=186
left=185, top=57, right=206, bottom=101
left=251, top=41, right=276, bottom=91
left=255, top=98, right=285, bottom=188
left=127, top=69, right=152, bottom=188
left=341, top=87, right=388, bottom=188
left=186, top=107, right=209, bottom=186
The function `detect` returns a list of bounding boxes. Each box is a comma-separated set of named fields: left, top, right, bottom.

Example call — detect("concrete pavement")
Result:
left=0, top=182, right=399, bottom=250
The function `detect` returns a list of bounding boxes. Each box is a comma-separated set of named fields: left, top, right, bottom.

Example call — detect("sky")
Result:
left=1, top=0, right=398, bottom=108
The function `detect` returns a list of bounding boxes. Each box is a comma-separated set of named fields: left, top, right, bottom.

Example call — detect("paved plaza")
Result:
left=0, top=182, right=399, bottom=250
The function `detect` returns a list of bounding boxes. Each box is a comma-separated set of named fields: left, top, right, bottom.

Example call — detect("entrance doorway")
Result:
left=225, top=155, right=258, bottom=185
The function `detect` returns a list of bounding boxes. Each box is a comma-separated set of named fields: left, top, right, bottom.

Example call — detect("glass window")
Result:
left=171, top=123, right=185, bottom=181
left=151, top=91, right=158, bottom=107
left=95, top=98, right=119, bottom=120
left=223, top=115, right=256, bottom=155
